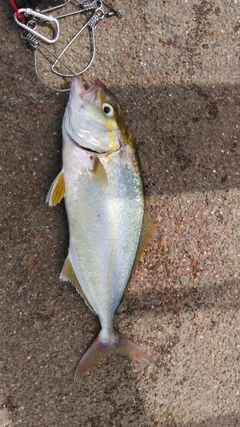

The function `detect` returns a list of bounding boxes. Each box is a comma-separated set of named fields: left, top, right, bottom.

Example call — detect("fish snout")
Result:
left=71, top=77, right=103, bottom=103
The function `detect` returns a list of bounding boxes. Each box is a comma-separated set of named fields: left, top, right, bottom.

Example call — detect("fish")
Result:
left=46, top=77, right=155, bottom=379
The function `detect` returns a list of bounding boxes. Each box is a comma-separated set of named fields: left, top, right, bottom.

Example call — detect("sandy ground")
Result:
left=1, top=1, right=240, bottom=426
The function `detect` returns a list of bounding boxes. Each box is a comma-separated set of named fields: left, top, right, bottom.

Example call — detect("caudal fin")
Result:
left=74, top=330, right=152, bottom=380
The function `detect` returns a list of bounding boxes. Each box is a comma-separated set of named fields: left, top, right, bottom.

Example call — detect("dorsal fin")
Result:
left=121, top=210, right=156, bottom=303
left=46, top=170, right=65, bottom=206
left=60, top=256, right=95, bottom=313
left=131, top=210, right=156, bottom=278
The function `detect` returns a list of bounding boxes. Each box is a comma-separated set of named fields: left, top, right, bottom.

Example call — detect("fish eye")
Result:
left=102, top=103, right=115, bottom=117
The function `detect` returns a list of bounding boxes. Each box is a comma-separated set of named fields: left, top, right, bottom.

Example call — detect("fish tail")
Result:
left=74, top=330, right=152, bottom=380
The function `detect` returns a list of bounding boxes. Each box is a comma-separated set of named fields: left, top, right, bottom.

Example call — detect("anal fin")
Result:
left=46, top=170, right=65, bottom=206
left=60, top=256, right=95, bottom=313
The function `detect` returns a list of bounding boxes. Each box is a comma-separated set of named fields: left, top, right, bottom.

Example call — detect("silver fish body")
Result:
left=47, top=77, right=155, bottom=378
left=63, top=143, right=144, bottom=332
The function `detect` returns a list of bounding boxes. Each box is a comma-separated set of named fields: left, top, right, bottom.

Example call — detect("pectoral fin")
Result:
left=46, top=170, right=65, bottom=206
left=60, top=256, right=95, bottom=313
left=89, top=157, right=108, bottom=187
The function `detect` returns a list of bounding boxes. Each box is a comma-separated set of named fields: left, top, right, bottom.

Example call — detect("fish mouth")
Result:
left=71, top=77, right=104, bottom=103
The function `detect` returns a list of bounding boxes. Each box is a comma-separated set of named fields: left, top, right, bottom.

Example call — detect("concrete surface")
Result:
left=1, top=0, right=240, bottom=426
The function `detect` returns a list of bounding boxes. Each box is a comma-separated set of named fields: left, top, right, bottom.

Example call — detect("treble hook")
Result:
left=51, top=4, right=105, bottom=77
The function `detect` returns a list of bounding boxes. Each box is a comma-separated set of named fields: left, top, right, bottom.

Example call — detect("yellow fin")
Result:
left=60, top=256, right=95, bottom=313
left=89, top=157, right=108, bottom=187
left=132, top=210, right=156, bottom=277
left=139, top=210, right=157, bottom=254
left=46, top=170, right=65, bottom=206
left=121, top=210, right=156, bottom=303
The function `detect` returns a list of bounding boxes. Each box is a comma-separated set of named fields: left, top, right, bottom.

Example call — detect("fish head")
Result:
left=63, top=77, right=127, bottom=154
